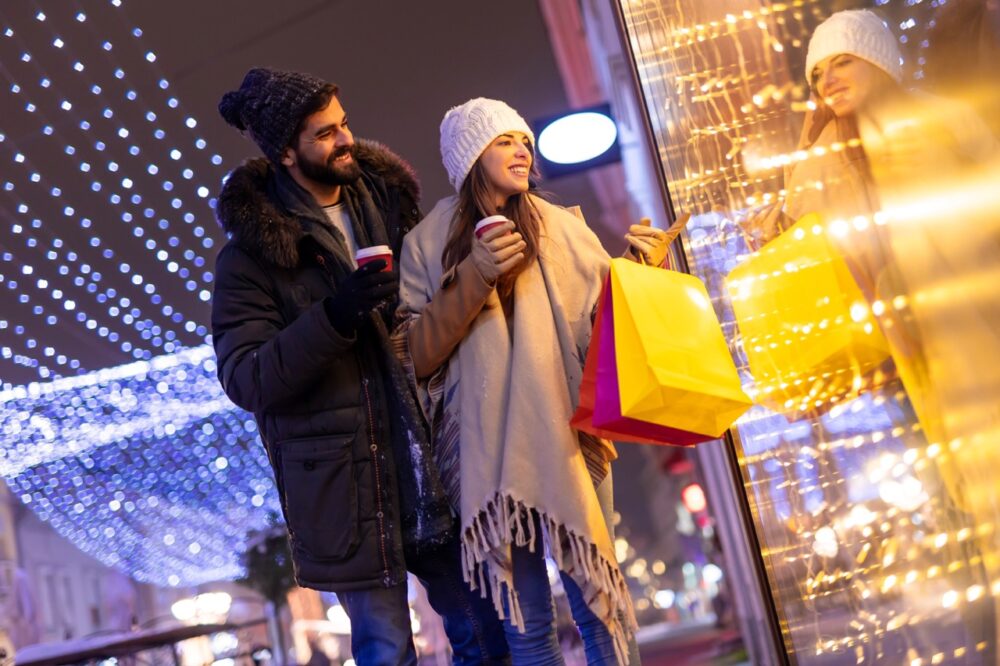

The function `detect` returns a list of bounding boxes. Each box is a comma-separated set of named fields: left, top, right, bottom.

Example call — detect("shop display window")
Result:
left=616, top=0, right=1000, bottom=662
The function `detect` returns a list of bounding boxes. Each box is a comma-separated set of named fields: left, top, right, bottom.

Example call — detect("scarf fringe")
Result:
left=461, top=492, right=638, bottom=666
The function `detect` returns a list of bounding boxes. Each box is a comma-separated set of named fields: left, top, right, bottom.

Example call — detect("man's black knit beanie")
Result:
left=218, top=67, right=333, bottom=163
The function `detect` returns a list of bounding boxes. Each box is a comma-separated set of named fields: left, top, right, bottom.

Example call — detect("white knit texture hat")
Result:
left=806, top=9, right=903, bottom=86
left=440, top=98, right=535, bottom=191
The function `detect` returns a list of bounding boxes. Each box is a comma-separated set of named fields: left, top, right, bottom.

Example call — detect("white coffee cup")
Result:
left=474, top=215, right=512, bottom=239
left=355, top=245, right=393, bottom=271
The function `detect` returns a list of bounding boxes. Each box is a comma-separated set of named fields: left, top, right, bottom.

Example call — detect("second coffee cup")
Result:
left=355, top=245, right=393, bottom=272
left=474, top=215, right=512, bottom=239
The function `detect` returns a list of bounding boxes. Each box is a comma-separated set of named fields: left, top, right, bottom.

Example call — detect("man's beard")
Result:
left=298, top=145, right=362, bottom=186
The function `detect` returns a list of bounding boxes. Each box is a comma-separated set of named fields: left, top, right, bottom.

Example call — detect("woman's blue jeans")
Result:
left=499, top=475, right=641, bottom=665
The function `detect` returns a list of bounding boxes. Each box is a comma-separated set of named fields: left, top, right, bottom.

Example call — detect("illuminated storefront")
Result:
left=605, top=0, right=1000, bottom=662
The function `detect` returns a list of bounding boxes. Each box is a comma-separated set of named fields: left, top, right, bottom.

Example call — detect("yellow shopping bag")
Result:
left=609, top=258, right=753, bottom=437
left=725, top=213, right=890, bottom=412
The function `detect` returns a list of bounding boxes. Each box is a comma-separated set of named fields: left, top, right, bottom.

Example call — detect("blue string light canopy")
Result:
left=0, top=2, right=280, bottom=586
left=1, top=346, right=280, bottom=586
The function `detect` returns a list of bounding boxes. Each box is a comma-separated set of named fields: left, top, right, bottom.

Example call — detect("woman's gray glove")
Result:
left=470, top=221, right=526, bottom=283
left=323, top=260, right=398, bottom=335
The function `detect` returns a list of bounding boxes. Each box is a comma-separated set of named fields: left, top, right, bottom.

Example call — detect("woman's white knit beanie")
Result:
left=440, top=98, right=535, bottom=191
left=806, top=9, right=903, bottom=86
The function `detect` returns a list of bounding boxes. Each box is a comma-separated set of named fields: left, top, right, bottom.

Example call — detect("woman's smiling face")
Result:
left=812, top=54, right=886, bottom=117
left=478, top=131, right=533, bottom=207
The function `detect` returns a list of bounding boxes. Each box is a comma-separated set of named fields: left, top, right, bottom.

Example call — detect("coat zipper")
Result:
left=363, top=377, right=392, bottom=585
left=316, top=251, right=392, bottom=585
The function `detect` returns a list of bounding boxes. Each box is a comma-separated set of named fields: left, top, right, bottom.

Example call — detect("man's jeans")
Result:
left=339, top=536, right=511, bottom=665
left=339, top=582, right=417, bottom=666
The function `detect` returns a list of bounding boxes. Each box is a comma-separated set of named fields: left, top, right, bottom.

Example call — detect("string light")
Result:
left=0, top=2, right=226, bottom=385
left=3, top=20, right=217, bottom=278
left=1, top=345, right=280, bottom=586
left=0, top=1, right=283, bottom=589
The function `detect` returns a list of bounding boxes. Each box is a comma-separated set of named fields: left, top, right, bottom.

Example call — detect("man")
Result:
left=211, top=67, right=509, bottom=665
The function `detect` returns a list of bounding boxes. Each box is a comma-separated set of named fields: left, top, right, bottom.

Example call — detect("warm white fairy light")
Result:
left=620, top=0, right=997, bottom=662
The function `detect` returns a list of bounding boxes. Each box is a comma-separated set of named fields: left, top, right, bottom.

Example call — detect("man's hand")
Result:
left=470, top=221, right=526, bottom=283
left=324, top=260, right=398, bottom=335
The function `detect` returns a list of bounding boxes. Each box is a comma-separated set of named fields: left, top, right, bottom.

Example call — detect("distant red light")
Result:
left=682, top=483, right=707, bottom=513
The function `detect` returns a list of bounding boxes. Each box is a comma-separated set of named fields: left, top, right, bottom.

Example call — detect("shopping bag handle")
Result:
left=634, top=212, right=691, bottom=269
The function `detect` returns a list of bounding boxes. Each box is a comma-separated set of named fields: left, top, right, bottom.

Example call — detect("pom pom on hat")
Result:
left=806, top=9, right=903, bottom=86
left=440, top=98, right=535, bottom=191
left=218, top=67, right=333, bottom=163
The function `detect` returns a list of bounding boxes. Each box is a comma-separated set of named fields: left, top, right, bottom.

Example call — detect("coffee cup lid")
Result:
left=475, top=215, right=509, bottom=231
left=355, top=245, right=392, bottom=259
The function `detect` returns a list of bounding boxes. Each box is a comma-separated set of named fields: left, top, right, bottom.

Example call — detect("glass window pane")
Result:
left=617, top=0, right=1000, bottom=662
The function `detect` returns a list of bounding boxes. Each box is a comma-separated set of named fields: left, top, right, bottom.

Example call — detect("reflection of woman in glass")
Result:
left=784, top=10, right=900, bottom=252
left=396, top=98, right=662, bottom=665
left=789, top=9, right=996, bottom=295
left=739, top=10, right=899, bottom=251
left=735, top=10, right=907, bottom=422
left=796, top=9, right=998, bottom=405
left=796, top=12, right=1000, bottom=661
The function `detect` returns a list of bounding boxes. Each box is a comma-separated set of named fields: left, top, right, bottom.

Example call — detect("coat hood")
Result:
left=215, top=139, right=420, bottom=268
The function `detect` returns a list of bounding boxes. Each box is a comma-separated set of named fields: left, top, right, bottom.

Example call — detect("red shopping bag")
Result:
left=571, top=278, right=713, bottom=447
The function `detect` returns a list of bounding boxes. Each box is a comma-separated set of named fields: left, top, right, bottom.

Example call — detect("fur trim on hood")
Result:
left=215, top=139, right=420, bottom=269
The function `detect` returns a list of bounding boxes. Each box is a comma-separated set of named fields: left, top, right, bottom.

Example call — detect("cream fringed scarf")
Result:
left=396, top=195, right=637, bottom=664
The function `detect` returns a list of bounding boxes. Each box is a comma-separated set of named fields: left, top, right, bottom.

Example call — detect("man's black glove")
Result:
left=323, top=260, right=398, bottom=336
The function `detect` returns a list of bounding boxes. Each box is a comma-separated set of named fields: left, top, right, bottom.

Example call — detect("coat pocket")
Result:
left=279, top=434, right=360, bottom=560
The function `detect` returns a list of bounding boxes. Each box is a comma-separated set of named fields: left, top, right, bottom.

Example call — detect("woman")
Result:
left=802, top=13, right=1000, bottom=662
left=395, top=98, right=667, bottom=665
left=790, top=9, right=996, bottom=388
left=741, top=9, right=898, bottom=250
left=778, top=15, right=1000, bottom=659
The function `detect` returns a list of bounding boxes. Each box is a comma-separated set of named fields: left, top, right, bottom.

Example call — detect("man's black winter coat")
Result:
left=211, top=141, right=421, bottom=591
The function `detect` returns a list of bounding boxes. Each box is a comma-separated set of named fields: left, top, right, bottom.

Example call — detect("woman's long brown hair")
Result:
left=441, top=157, right=542, bottom=299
